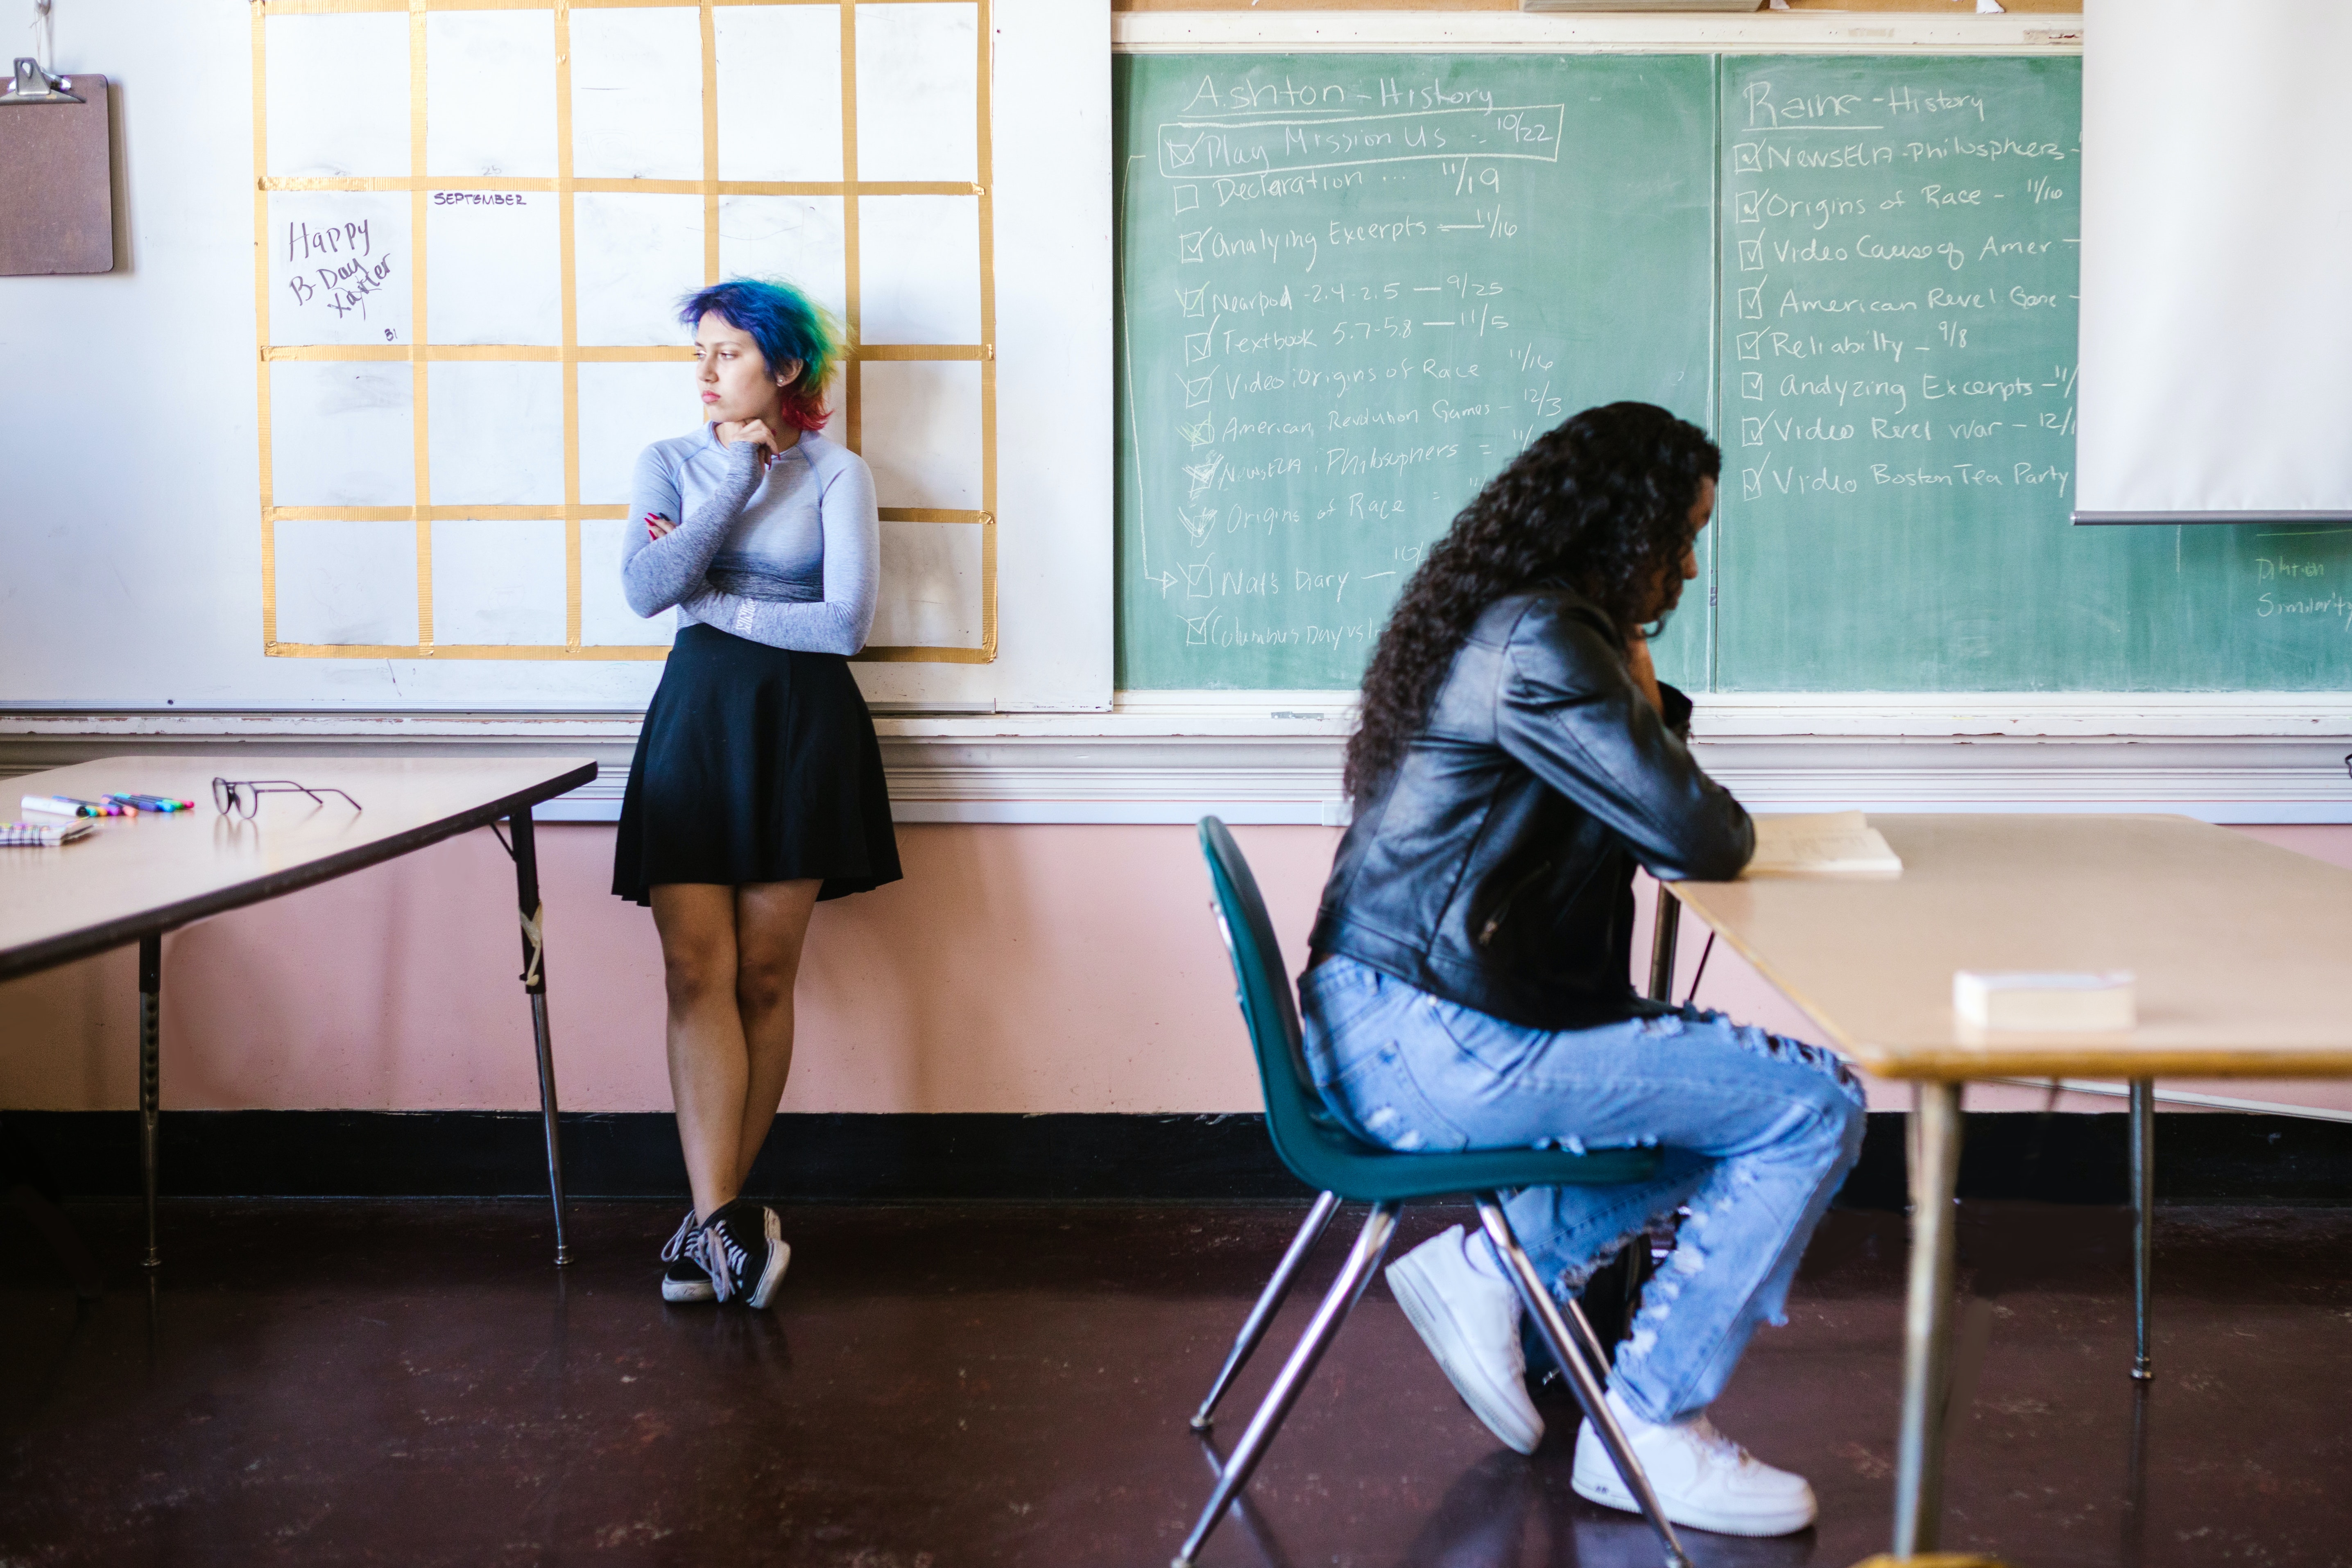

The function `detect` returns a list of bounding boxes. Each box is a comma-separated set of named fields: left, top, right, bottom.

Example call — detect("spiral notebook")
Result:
left=0, top=819, right=96, bottom=848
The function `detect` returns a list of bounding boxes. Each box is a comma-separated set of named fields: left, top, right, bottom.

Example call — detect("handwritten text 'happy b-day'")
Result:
left=283, top=220, right=395, bottom=327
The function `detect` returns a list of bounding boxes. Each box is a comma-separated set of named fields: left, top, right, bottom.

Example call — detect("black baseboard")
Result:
left=4, top=1109, right=2350, bottom=1206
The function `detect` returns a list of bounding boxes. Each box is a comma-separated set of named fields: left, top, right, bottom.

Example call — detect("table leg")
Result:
left=1892, top=1080, right=1963, bottom=1557
left=138, top=933, right=162, bottom=1270
left=2129, top=1077, right=2154, bottom=1381
left=1647, top=884, right=1681, bottom=1004
left=2120, top=1380, right=2151, bottom=1568
left=506, top=812, right=570, bottom=1267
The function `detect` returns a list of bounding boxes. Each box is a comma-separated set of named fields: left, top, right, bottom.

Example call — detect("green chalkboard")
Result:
left=1118, top=53, right=2352, bottom=695
left=1115, top=54, right=1716, bottom=690
left=1713, top=54, right=2352, bottom=691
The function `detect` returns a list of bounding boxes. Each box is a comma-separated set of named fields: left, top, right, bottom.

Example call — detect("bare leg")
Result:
left=652, top=885, right=750, bottom=1220
left=731, top=880, right=822, bottom=1188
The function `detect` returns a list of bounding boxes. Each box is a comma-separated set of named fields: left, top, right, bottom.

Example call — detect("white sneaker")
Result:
left=1572, top=1390, right=1816, bottom=1537
left=1385, top=1226, right=1544, bottom=1456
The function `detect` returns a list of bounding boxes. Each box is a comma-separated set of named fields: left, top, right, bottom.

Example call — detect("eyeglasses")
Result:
left=211, top=778, right=363, bottom=818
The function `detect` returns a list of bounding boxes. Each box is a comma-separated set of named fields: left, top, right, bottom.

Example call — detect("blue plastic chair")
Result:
left=1175, top=818, right=1692, bottom=1568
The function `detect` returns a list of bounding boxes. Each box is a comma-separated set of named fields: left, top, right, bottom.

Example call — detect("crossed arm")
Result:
left=621, top=438, right=879, bottom=657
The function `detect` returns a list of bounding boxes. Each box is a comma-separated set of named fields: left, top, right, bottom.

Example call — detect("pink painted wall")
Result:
left=6, top=822, right=2351, bottom=1119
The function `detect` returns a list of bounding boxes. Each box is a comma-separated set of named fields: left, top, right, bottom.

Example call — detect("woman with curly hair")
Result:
left=1302, top=402, right=1863, bottom=1537
left=613, top=277, right=901, bottom=1310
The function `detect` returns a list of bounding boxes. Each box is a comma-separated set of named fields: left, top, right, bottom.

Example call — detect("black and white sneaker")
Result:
left=701, top=1199, right=790, bottom=1309
left=660, top=1208, right=715, bottom=1304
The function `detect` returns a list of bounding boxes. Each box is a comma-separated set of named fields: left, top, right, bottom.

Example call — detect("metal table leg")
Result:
left=505, top=812, right=570, bottom=1267
left=1892, top=1081, right=1963, bottom=1557
left=2120, top=1381, right=2151, bottom=1568
left=2129, top=1077, right=2154, bottom=1381
left=138, top=932, right=162, bottom=1270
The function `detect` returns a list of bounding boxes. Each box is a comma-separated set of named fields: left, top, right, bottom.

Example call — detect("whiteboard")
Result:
left=0, top=0, right=1109, bottom=711
left=2076, top=0, right=2352, bottom=522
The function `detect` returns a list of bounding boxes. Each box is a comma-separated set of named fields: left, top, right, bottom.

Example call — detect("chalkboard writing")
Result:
left=1717, top=57, right=2085, bottom=688
left=1116, top=55, right=1713, bottom=690
left=1121, top=54, right=2352, bottom=696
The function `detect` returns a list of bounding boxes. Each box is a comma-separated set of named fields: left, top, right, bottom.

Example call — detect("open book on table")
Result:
left=1740, top=810, right=1902, bottom=880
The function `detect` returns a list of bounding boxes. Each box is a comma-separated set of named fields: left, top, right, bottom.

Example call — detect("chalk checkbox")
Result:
left=1184, top=613, right=1213, bottom=645
left=1174, top=185, right=1199, bottom=214
left=1735, top=191, right=1761, bottom=223
left=1177, top=230, right=1208, bottom=264
left=1741, top=417, right=1766, bottom=446
left=1737, top=281, right=1766, bottom=319
left=1166, top=139, right=1198, bottom=170
left=1180, top=373, right=1212, bottom=408
left=1742, top=468, right=1765, bottom=500
left=1174, top=284, right=1206, bottom=317
left=1733, top=144, right=1761, bottom=174
left=1185, top=330, right=1213, bottom=363
left=1741, top=372, right=1765, bottom=400
left=1736, top=331, right=1763, bottom=360
left=1738, top=239, right=1763, bottom=272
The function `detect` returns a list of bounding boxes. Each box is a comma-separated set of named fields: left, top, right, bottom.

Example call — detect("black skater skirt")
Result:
left=612, top=622, right=902, bottom=905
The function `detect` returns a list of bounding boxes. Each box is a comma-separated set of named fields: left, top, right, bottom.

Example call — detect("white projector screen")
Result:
left=2077, top=0, right=2352, bottom=523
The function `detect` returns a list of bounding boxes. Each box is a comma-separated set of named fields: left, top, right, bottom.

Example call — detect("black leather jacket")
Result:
left=1308, top=585, right=1754, bottom=1030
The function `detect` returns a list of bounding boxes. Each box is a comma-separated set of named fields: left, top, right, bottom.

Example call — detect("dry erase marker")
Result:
left=20, top=794, right=119, bottom=817
left=105, top=793, right=195, bottom=812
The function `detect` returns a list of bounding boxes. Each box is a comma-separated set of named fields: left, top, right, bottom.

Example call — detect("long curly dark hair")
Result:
left=1345, top=402, right=1720, bottom=800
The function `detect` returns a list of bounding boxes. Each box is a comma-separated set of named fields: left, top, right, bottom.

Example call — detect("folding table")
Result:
left=1666, top=815, right=2352, bottom=1558
left=0, top=755, right=597, bottom=1274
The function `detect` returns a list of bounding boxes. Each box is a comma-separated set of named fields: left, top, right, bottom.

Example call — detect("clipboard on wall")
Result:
left=0, top=58, right=112, bottom=276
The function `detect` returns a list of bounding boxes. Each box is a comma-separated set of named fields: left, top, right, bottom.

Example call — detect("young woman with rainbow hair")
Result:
left=612, top=276, right=901, bottom=1309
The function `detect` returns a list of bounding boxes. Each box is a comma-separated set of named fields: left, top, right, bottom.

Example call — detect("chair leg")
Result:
left=1193, top=1189, right=1342, bottom=1432
left=1193, top=1430, right=1301, bottom=1568
left=1172, top=1201, right=1400, bottom=1568
left=1474, top=1197, right=1691, bottom=1568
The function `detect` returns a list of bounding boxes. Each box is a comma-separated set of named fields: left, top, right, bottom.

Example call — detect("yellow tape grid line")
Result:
left=267, top=643, right=990, bottom=662
left=256, top=0, right=994, bottom=661
left=700, top=0, right=720, bottom=287
left=253, top=10, right=278, bottom=653
left=261, top=0, right=942, bottom=11
left=267, top=504, right=973, bottom=523
left=261, top=343, right=983, bottom=362
left=974, top=0, right=996, bottom=662
left=264, top=176, right=979, bottom=195
left=837, top=0, right=997, bottom=663
left=839, top=0, right=860, bottom=462
left=557, top=0, right=583, bottom=649
left=410, top=0, right=436, bottom=654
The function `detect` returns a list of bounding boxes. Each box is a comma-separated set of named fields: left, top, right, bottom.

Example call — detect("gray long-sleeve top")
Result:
left=619, top=425, right=879, bottom=656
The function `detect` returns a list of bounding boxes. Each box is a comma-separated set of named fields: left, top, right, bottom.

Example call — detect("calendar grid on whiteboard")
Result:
left=251, top=0, right=996, bottom=664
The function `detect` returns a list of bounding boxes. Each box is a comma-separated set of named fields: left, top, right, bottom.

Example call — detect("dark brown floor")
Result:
left=2, top=1199, right=2349, bottom=1567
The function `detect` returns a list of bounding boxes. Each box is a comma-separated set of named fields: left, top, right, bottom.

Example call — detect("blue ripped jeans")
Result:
left=1299, top=955, right=1867, bottom=1426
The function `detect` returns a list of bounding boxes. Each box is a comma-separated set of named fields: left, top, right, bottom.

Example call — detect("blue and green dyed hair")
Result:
left=679, top=277, right=845, bottom=433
